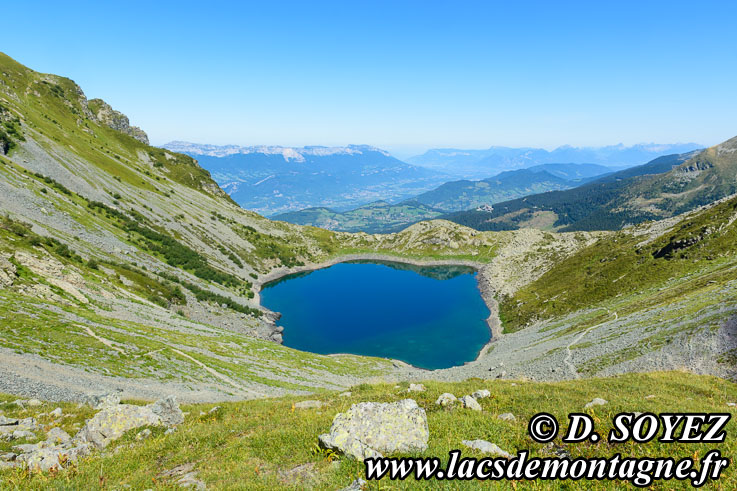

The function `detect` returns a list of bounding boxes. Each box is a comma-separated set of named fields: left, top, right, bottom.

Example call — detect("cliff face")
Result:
left=87, top=98, right=149, bottom=144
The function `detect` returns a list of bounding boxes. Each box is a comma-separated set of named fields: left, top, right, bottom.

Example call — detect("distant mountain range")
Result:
left=274, top=163, right=615, bottom=233
left=413, top=163, right=613, bottom=211
left=440, top=135, right=737, bottom=232
left=407, top=143, right=703, bottom=179
left=162, top=142, right=451, bottom=215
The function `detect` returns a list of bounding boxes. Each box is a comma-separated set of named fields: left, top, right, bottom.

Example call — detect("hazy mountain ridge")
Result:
left=163, top=141, right=392, bottom=160
left=408, top=142, right=703, bottom=179
left=164, top=141, right=451, bottom=215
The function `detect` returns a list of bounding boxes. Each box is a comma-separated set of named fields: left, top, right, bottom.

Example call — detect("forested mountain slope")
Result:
left=440, top=145, right=737, bottom=232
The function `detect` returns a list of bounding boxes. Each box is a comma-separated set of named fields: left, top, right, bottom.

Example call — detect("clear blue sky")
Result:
left=3, top=1, right=736, bottom=156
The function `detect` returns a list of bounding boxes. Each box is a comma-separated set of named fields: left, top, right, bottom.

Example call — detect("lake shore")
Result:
left=254, top=253, right=503, bottom=366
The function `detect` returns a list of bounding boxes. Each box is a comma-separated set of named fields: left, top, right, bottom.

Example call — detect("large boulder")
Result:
left=319, top=399, right=429, bottom=460
left=75, top=404, right=161, bottom=448
left=75, top=396, right=183, bottom=448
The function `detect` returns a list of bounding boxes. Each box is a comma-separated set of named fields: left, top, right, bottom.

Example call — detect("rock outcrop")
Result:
left=319, top=399, right=429, bottom=460
left=75, top=397, right=183, bottom=449
left=88, top=98, right=149, bottom=144
left=0, top=255, right=16, bottom=288
left=5, top=396, right=184, bottom=473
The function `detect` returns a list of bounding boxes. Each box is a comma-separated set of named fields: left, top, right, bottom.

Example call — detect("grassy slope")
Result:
left=2, top=372, right=736, bottom=489
left=500, top=194, right=737, bottom=332
left=2, top=52, right=570, bottom=395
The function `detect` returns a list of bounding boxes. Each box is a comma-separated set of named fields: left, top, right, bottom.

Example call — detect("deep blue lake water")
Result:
left=260, top=261, right=491, bottom=369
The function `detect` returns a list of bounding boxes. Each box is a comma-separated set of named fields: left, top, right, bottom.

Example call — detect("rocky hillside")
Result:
left=0, top=52, right=603, bottom=403
left=1, top=50, right=736, bottom=417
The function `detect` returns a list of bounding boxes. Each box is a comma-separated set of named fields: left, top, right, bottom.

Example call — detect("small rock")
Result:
left=462, top=439, right=511, bottom=458
left=12, top=430, right=36, bottom=440
left=408, top=383, right=426, bottom=392
left=727, top=402, right=736, bottom=407
left=0, top=415, right=19, bottom=426
left=278, top=462, right=317, bottom=484
left=157, top=462, right=195, bottom=478
left=149, top=396, right=184, bottom=426
left=584, top=398, right=608, bottom=409
left=460, top=395, right=482, bottom=411
left=497, top=413, right=516, bottom=422
left=471, top=389, right=491, bottom=400
left=27, top=399, right=42, bottom=407
left=542, top=442, right=570, bottom=458
left=65, top=444, right=91, bottom=463
left=645, top=394, right=656, bottom=399
left=135, top=429, right=152, bottom=441
left=207, top=406, right=221, bottom=414
left=12, top=443, right=42, bottom=454
left=435, top=393, right=457, bottom=407
left=339, top=478, right=367, bottom=491
left=177, top=472, right=206, bottom=490
left=50, top=408, right=63, bottom=418
left=17, top=448, right=63, bottom=472
left=46, top=427, right=71, bottom=444
left=17, top=418, right=38, bottom=431
left=295, top=400, right=323, bottom=409
left=496, top=371, right=507, bottom=379
left=165, top=428, right=177, bottom=435
left=158, top=463, right=205, bottom=490
left=84, top=392, right=121, bottom=410
left=339, top=392, right=352, bottom=398
left=1, top=452, right=17, bottom=462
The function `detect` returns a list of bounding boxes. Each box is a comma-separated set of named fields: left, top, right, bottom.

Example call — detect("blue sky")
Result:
left=3, top=1, right=736, bottom=156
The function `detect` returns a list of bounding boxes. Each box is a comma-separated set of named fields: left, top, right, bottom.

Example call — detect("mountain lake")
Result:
left=259, top=261, right=491, bottom=369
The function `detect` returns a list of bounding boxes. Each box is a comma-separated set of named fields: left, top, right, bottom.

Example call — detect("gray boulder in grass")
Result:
left=149, top=396, right=185, bottom=425
left=319, top=399, right=429, bottom=460
left=75, top=396, right=183, bottom=449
